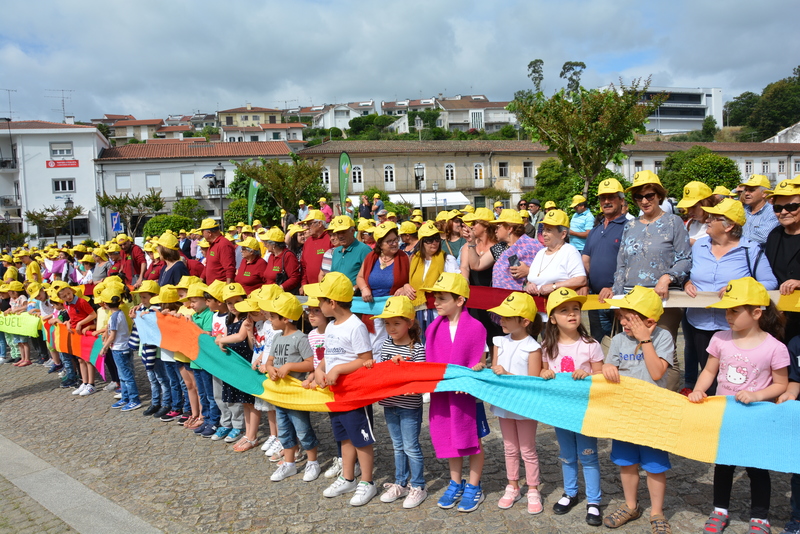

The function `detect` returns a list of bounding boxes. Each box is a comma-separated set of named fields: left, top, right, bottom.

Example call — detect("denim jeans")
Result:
left=112, top=349, right=140, bottom=404
left=588, top=309, right=615, bottom=343
left=162, top=361, right=185, bottom=412
left=790, top=473, right=800, bottom=521
left=0, top=331, right=8, bottom=358
left=192, top=368, right=220, bottom=426
left=276, top=406, right=319, bottom=451
left=146, top=359, right=170, bottom=408
left=60, top=352, right=78, bottom=382
left=555, top=427, right=601, bottom=504
left=383, top=406, right=425, bottom=488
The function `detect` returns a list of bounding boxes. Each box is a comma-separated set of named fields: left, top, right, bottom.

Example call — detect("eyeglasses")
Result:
left=773, top=202, right=800, bottom=213
left=422, top=237, right=441, bottom=245
left=632, top=192, right=658, bottom=202
left=382, top=238, right=399, bottom=245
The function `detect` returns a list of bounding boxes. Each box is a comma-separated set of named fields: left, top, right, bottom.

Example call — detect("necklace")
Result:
left=379, top=255, right=395, bottom=269
left=537, top=244, right=563, bottom=276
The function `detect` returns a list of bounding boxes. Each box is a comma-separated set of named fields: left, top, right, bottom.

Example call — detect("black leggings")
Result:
left=104, top=352, right=119, bottom=383
left=713, top=464, right=770, bottom=519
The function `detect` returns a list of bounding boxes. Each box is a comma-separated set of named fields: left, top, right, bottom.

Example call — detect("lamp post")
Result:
left=414, top=163, right=424, bottom=217
left=213, top=162, right=226, bottom=226
left=432, top=181, right=439, bottom=213
left=64, top=196, right=74, bottom=247
left=3, top=211, right=9, bottom=249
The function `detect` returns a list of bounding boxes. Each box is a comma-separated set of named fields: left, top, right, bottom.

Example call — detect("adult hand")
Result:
left=576, top=286, right=589, bottom=296
left=684, top=280, right=697, bottom=298
left=597, top=287, right=614, bottom=303
left=525, top=283, right=539, bottom=296
left=361, top=287, right=373, bottom=303
left=538, top=283, right=556, bottom=296
left=780, top=279, right=800, bottom=295
left=509, top=262, right=530, bottom=279
left=654, top=274, right=671, bottom=300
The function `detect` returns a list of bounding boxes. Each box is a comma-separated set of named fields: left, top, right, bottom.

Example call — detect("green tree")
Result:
left=479, top=187, right=511, bottom=202
left=677, top=153, right=741, bottom=192
left=142, top=215, right=196, bottom=238
left=24, top=204, right=85, bottom=245
left=724, top=91, right=760, bottom=126
left=127, top=138, right=142, bottom=144
left=223, top=198, right=272, bottom=230
left=701, top=116, right=719, bottom=141
left=330, top=127, right=343, bottom=138
left=96, top=189, right=165, bottom=238
left=528, top=158, right=582, bottom=209
left=659, top=145, right=712, bottom=193
left=560, top=61, right=587, bottom=94
left=509, top=60, right=667, bottom=195
left=96, top=123, right=111, bottom=140
left=748, top=73, right=800, bottom=140
left=171, top=197, right=207, bottom=225
left=199, top=125, right=219, bottom=140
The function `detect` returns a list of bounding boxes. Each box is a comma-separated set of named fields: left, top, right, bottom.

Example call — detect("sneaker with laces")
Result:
left=72, top=383, right=87, bottom=395
left=303, top=462, right=321, bottom=482
left=47, top=363, right=63, bottom=374
left=350, top=481, right=377, bottom=506
left=58, top=370, right=67, bottom=378
left=260, top=435, right=277, bottom=451
left=403, top=486, right=428, bottom=509
left=703, top=510, right=728, bottom=533
left=153, top=406, right=171, bottom=419
left=113, top=392, right=122, bottom=400
left=177, top=413, right=191, bottom=425
left=325, top=457, right=343, bottom=479
left=211, top=427, right=232, bottom=441
left=224, top=428, right=243, bottom=443
left=457, top=482, right=484, bottom=512
left=527, top=488, right=543, bottom=515
left=120, top=401, right=142, bottom=412
left=103, top=382, right=118, bottom=392
left=111, top=400, right=127, bottom=409
left=201, top=424, right=217, bottom=438
left=264, top=437, right=282, bottom=457
left=650, top=513, right=672, bottom=534
left=748, top=519, right=771, bottom=534
left=160, top=410, right=181, bottom=422
left=497, top=484, right=521, bottom=509
left=270, top=462, right=298, bottom=482
left=323, top=476, right=358, bottom=498
left=142, top=404, right=160, bottom=416
left=781, top=519, right=800, bottom=534
left=79, top=384, right=96, bottom=396
left=380, top=483, right=409, bottom=503
left=437, top=479, right=465, bottom=509
left=269, top=443, right=285, bottom=462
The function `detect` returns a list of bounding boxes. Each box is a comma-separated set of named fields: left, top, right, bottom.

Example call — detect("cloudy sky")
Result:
left=2, top=0, right=798, bottom=123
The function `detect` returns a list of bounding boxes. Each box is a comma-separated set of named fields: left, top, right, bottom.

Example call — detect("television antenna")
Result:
left=45, top=89, right=75, bottom=122
left=0, top=89, right=17, bottom=119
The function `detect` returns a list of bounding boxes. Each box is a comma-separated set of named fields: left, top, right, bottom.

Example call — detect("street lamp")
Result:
left=3, top=211, right=9, bottom=249
left=414, top=163, right=424, bottom=217
left=432, top=181, right=439, bottom=213
left=64, top=196, right=74, bottom=247
left=213, top=162, right=226, bottom=225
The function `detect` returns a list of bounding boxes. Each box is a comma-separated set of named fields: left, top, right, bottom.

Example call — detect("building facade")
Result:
left=218, top=105, right=281, bottom=128
left=644, top=86, right=723, bottom=134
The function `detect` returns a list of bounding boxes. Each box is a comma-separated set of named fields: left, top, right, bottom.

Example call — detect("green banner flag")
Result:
left=338, top=152, right=351, bottom=213
left=0, top=313, right=42, bottom=337
left=246, top=179, right=260, bottom=224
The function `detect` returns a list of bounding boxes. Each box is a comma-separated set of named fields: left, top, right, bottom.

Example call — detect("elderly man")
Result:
left=115, top=234, right=146, bottom=287
left=300, top=210, right=331, bottom=289
left=327, top=215, right=371, bottom=284
left=319, top=197, right=333, bottom=223
left=741, top=174, right=779, bottom=245
left=200, top=218, right=236, bottom=284
left=178, top=229, right=192, bottom=258
left=568, top=194, right=594, bottom=253
left=371, top=193, right=385, bottom=221
left=580, top=179, right=628, bottom=341
left=297, top=199, right=309, bottom=222
left=528, top=198, right=544, bottom=227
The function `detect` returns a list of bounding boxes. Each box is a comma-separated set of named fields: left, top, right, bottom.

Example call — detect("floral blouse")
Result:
left=612, top=213, right=692, bottom=294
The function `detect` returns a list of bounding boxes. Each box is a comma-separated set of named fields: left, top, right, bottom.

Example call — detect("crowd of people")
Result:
left=2, top=172, right=800, bottom=534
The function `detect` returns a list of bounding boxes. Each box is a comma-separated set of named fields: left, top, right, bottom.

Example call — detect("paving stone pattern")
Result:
left=0, top=354, right=794, bottom=534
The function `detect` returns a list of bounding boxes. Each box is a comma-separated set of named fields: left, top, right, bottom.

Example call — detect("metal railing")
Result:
left=0, top=159, right=17, bottom=170
left=175, top=186, right=202, bottom=197
left=0, top=195, right=20, bottom=207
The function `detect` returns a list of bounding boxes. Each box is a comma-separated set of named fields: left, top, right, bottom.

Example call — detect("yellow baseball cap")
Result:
left=373, top=222, right=398, bottom=240
left=398, top=221, right=418, bottom=235
left=6, top=281, right=23, bottom=292
left=253, top=283, right=283, bottom=305
left=708, top=277, right=770, bottom=309
left=157, top=233, right=180, bottom=251
left=151, top=285, right=180, bottom=304
left=417, top=221, right=440, bottom=239
left=253, top=220, right=262, bottom=226
left=298, top=199, right=305, bottom=205
left=198, top=238, right=210, bottom=249
left=490, top=209, right=523, bottom=225
left=175, top=276, right=202, bottom=290
left=199, top=218, right=220, bottom=230
left=520, top=210, right=530, bottom=218
left=435, top=211, right=449, bottom=222
left=420, top=272, right=470, bottom=298
left=221, top=283, right=246, bottom=302
left=411, top=215, right=424, bottom=224
left=263, top=227, right=285, bottom=242
left=371, top=295, right=415, bottom=320
left=47, top=289, right=63, bottom=303
left=302, top=209, right=326, bottom=223
left=228, top=226, right=237, bottom=232
left=318, top=197, right=327, bottom=204
left=280, top=209, right=286, bottom=216
left=702, top=198, right=746, bottom=226
left=625, top=170, right=663, bottom=192
left=545, top=287, right=587, bottom=316
left=206, top=280, right=225, bottom=302
left=357, top=219, right=376, bottom=233
left=304, top=271, right=354, bottom=302
left=328, top=215, right=355, bottom=233
left=544, top=201, right=557, bottom=209
left=412, top=209, right=423, bottom=217
left=740, top=174, right=771, bottom=188
left=461, top=205, right=475, bottom=214
left=597, top=178, right=624, bottom=195
left=0, top=254, right=12, bottom=263
left=184, top=283, right=210, bottom=300
left=236, top=222, right=245, bottom=228
left=26, top=282, right=43, bottom=298
left=115, top=234, right=131, bottom=243
left=488, top=291, right=538, bottom=322
left=98, top=287, right=122, bottom=304
left=236, top=237, right=261, bottom=251
left=305, top=296, right=321, bottom=308
left=234, top=297, right=261, bottom=314
left=262, top=292, right=303, bottom=321
left=766, top=179, right=800, bottom=197
left=241, top=225, right=254, bottom=234
left=386, top=211, right=397, bottom=219
left=105, top=243, right=121, bottom=253
left=676, top=181, right=713, bottom=209
left=570, top=195, right=587, bottom=208
left=286, top=224, right=304, bottom=238
left=133, top=280, right=161, bottom=295
left=373, top=193, right=381, bottom=199
left=616, top=285, right=663, bottom=321
left=712, top=185, right=733, bottom=197
left=493, top=201, right=503, bottom=208
left=542, top=209, right=570, bottom=227
left=462, top=207, right=493, bottom=223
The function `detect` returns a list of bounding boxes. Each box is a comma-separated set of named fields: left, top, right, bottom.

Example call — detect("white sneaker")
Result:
left=103, top=382, right=117, bottom=392
left=72, top=384, right=87, bottom=395
left=268, top=443, right=285, bottom=462
left=350, top=481, right=377, bottom=506
left=354, top=462, right=362, bottom=478
left=423, top=392, right=431, bottom=404
left=58, top=370, right=66, bottom=378
left=303, top=462, right=321, bottom=482
left=323, top=476, right=358, bottom=498
left=79, top=384, right=96, bottom=396
left=380, top=483, right=409, bottom=503
left=270, top=462, right=297, bottom=482
left=261, top=435, right=277, bottom=452
left=113, top=392, right=122, bottom=399
left=403, top=486, right=428, bottom=509
left=324, top=457, right=342, bottom=479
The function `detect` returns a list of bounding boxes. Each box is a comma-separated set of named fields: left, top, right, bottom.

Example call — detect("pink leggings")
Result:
left=498, top=417, right=540, bottom=487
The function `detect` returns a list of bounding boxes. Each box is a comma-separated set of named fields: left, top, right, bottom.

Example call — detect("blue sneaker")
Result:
left=111, top=400, right=127, bottom=409
left=437, top=479, right=465, bottom=509
left=781, top=519, right=800, bottom=534
left=224, top=428, right=243, bottom=443
left=200, top=424, right=217, bottom=438
left=211, top=427, right=232, bottom=441
left=457, top=482, right=484, bottom=512
left=120, top=401, right=142, bottom=412
left=194, top=421, right=209, bottom=434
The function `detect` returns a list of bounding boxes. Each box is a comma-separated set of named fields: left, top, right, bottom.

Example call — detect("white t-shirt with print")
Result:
left=490, top=334, right=541, bottom=420
left=324, top=314, right=371, bottom=373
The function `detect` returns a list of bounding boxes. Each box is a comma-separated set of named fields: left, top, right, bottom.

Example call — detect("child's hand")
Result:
left=267, top=366, right=279, bottom=381
left=735, top=390, right=758, bottom=404
left=626, top=314, right=656, bottom=342
left=363, top=359, right=374, bottom=369
left=687, top=390, right=707, bottom=403
left=602, top=364, right=620, bottom=384
left=302, top=378, right=318, bottom=390
left=275, top=367, right=290, bottom=379
left=215, top=336, right=226, bottom=351
left=490, top=364, right=506, bottom=375
left=777, top=391, right=798, bottom=404
left=471, top=362, right=486, bottom=371
left=571, top=369, right=589, bottom=380
left=326, top=368, right=341, bottom=386
left=390, top=354, right=409, bottom=365
left=540, top=369, right=555, bottom=380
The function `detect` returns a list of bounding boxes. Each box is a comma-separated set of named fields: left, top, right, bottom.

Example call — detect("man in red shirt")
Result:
left=115, top=234, right=146, bottom=287
left=200, top=218, right=236, bottom=285
left=300, top=210, right=331, bottom=292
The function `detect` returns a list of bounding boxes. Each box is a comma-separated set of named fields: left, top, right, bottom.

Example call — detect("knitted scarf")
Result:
left=409, top=252, right=445, bottom=307
left=361, top=250, right=409, bottom=295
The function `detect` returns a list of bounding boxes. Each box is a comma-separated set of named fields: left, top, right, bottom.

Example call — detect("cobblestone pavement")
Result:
left=0, top=354, right=794, bottom=534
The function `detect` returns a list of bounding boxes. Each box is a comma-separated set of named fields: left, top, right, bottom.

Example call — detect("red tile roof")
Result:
left=104, top=114, right=136, bottom=120
left=221, top=126, right=263, bottom=132
left=7, top=120, right=94, bottom=130
left=97, top=141, right=292, bottom=161
left=436, top=99, right=510, bottom=110
left=113, top=119, right=165, bottom=127
left=157, top=125, right=192, bottom=132
left=260, top=123, right=306, bottom=129
left=145, top=137, right=207, bottom=144
left=219, top=106, right=281, bottom=113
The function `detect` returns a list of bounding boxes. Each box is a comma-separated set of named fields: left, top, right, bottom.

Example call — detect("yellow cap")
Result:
left=545, top=287, right=587, bottom=316
left=304, top=271, right=354, bottom=302
left=236, top=237, right=261, bottom=251
left=262, top=292, right=304, bottom=321
left=461, top=205, right=475, bottom=214
left=676, top=181, right=713, bottom=209
left=616, top=285, right=663, bottom=321
left=179, top=229, right=186, bottom=234
left=199, top=218, right=220, bottom=230
left=222, top=283, right=246, bottom=302
left=542, top=209, right=570, bottom=227
left=625, top=170, right=663, bottom=193
left=72, top=244, right=87, bottom=253
left=435, top=211, right=449, bottom=222
left=570, top=195, right=587, bottom=208
left=98, top=287, right=122, bottom=304
left=398, top=221, right=418, bottom=235
left=488, top=291, right=539, bottom=322
left=253, top=220, right=262, bottom=226
left=373, top=222, right=398, bottom=240
left=185, top=283, right=210, bottom=300
left=133, top=280, right=160, bottom=295
left=519, top=210, right=530, bottom=218
left=713, top=185, right=733, bottom=197
left=702, top=198, right=746, bottom=226
left=597, top=178, right=624, bottom=195
left=357, top=219, right=376, bottom=232
left=241, top=225, right=254, bottom=234
left=157, top=232, right=180, bottom=251
left=299, top=199, right=306, bottom=205
left=205, top=280, right=225, bottom=302
left=93, top=248, right=109, bottom=261
left=373, top=193, right=381, bottom=199
left=740, top=174, right=771, bottom=188
left=198, top=238, right=210, bottom=249
left=305, top=296, right=321, bottom=308
left=50, top=280, right=70, bottom=294
left=280, top=209, right=286, bottom=215
left=417, top=221, right=440, bottom=239
left=143, top=242, right=154, bottom=253
left=115, top=234, right=131, bottom=243
left=47, top=289, right=63, bottom=303
left=420, top=272, right=470, bottom=298
left=253, top=283, right=283, bottom=304
left=175, top=276, right=202, bottom=289
left=766, top=179, right=800, bottom=197
left=236, top=222, right=244, bottom=227
left=328, top=215, right=355, bottom=233
left=490, top=209, right=523, bottom=225
left=286, top=224, right=304, bottom=238
left=228, top=226, right=237, bottom=232
left=412, top=209, right=423, bottom=216
left=105, top=243, right=121, bottom=253
left=302, top=209, right=326, bottom=223
left=6, top=281, right=23, bottom=292
left=493, top=201, right=503, bottom=208
left=26, top=282, right=43, bottom=298
left=708, top=277, right=770, bottom=309
left=260, top=227, right=283, bottom=242
left=386, top=211, right=397, bottom=219
left=318, top=197, right=327, bottom=203
left=234, top=298, right=261, bottom=314
left=0, top=255, right=12, bottom=263
left=371, top=295, right=415, bottom=320
left=410, top=215, right=424, bottom=224
left=151, top=285, right=180, bottom=304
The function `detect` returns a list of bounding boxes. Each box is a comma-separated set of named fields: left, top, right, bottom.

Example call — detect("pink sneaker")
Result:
left=527, top=488, right=543, bottom=515
left=497, top=484, right=521, bottom=509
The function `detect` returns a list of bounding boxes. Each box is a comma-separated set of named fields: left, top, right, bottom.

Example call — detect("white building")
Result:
left=0, top=120, right=110, bottom=243
left=644, top=86, right=723, bottom=134
left=434, top=95, right=517, bottom=133
left=221, top=123, right=305, bottom=143
left=764, top=120, right=800, bottom=144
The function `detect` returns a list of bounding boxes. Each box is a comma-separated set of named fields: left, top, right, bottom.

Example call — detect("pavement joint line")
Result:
left=0, top=432, right=161, bottom=534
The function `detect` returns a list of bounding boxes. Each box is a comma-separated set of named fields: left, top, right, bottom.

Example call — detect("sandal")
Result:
left=650, top=514, right=672, bottom=534
left=233, top=437, right=258, bottom=452
left=748, top=519, right=771, bottom=534
left=704, top=511, right=729, bottom=533
left=603, top=503, right=642, bottom=529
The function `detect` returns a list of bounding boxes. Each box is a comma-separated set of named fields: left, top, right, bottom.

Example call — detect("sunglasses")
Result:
left=632, top=192, right=658, bottom=202
left=422, top=236, right=441, bottom=244
left=773, top=203, right=800, bottom=213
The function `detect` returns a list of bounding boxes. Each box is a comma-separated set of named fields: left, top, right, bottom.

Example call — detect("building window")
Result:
left=654, top=161, right=663, bottom=174
left=795, top=160, right=800, bottom=173
left=779, top=160, right=786, bottom=173
left=52, top=178, right=75, bottom=193
left=272, top=132, right=281, bottom=140
left=292, top=133, right=298, bottom=140
left=634, top=161, right=643, bottom=173
left=745, top=161, right=753, bottom=174
left=115, top=173, right=131, bottom=190
left=523, top=162, right=534, bottom=186
left=269, top=116, right=277, bottom=124
left=238, top=137, right=243, bottom=142
left=498, top=162, right=509, bottom=178
left=445, top=163, right=455, bottom=184
left=241, top=115, right=248, bottom=121
left=384, top=164, right=395, bottom=184
left=225, top=116, right=233, bottom=125
left=474, top=196, right=486, bottom=208
left=250, top=135, right=259, bottom=142
left=436, top=118, right=443, bottom=127
left=474, top=163, right=484, bottom=182
left=352, top=165, right=363, bottom=185
left=50, top=142, right=73, bottom=157
left=470, top=111, right=483, bottom=130
left=251, top=115, right=259, bottom=122
left=321, top=167, right=330, bottom=186
left=762, top=160, right=770, bottom=173
left=145, top=173, right=160, bottom=189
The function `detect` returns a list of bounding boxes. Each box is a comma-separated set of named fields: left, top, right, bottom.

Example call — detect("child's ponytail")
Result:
left=755, top=301, right=785, bottom=341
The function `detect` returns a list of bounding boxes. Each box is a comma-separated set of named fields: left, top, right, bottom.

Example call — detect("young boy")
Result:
left=419, top=272, right=489, bottom=513
left=306, top=271, right=376, bottom=506
left=602, top=285, right=673, bottom=533
left=185, top=283, right=220, bottom=436
left=262, top=292, right=320, bottom=482
left=98, top=287, right=140, bottom=410
left=130, top=281, right=170, bottom=418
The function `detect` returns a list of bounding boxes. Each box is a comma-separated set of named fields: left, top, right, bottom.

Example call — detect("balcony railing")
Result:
left=0, top=159, right=17, bottom=170
left=0, top=195, right=21, bottom=207
left=175, top=186, right=202, bottom=197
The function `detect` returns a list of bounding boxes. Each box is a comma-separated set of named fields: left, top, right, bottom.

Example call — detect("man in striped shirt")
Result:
left=740, top=174, right=778, bottom=245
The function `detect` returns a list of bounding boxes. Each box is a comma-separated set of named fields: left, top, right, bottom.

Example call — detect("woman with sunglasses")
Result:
left=765, top=179, right=800, bottom=340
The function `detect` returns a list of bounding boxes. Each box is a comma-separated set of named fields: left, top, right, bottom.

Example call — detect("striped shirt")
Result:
left=129, top=305, right=160, bottom=369
left=378, top=338, right=426, bottom=409
left=743, top=202, right=779, bottom=245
